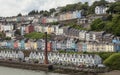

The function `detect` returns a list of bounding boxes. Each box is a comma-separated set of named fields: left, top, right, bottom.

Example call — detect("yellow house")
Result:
left=87, top=43, right=97, bottom=52
left=48, top=27, right=51, bottom=34
left=87, top=42, right=115, bottom=52
left=105, top=44, right=114, bottom=52
left=34, top=42, right=37, bottom=50
left=98, top=44, right=102, bottom=52
left=87, top=43, right=92, bottom=52
left=25, top=42, right=29, bottom=50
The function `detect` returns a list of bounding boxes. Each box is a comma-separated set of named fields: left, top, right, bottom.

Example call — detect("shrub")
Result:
left=103, top=53, right=120, bottom=70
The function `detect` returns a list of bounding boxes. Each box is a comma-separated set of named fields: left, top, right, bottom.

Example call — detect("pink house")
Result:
left=14, top=40, right=18, bottom=49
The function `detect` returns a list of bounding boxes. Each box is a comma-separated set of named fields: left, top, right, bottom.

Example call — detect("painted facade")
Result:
left=59, top=10, right=82, bottom=21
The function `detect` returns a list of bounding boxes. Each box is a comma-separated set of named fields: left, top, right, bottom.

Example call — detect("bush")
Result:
left=103, top=53, right=120, bottom=70
left=97, top=52, right=114, bottom=61
left=24, top=32, right=51, bottom=40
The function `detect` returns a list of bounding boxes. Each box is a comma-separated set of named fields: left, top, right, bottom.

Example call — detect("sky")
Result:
left=0, top=0, right=115, bottom=17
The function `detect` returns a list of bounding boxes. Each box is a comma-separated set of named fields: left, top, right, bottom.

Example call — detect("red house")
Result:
left=28, top=25, right=34, bottom=33
left=25, top=25, right=34, bottom=33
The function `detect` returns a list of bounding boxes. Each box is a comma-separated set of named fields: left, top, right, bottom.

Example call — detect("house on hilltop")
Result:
left=95, top=5, right=108, bottom=15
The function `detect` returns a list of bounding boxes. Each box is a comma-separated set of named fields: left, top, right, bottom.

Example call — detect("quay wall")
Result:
left=0, top=59, right=108, bottom=74
left=0, top=60, right=52, bottom=71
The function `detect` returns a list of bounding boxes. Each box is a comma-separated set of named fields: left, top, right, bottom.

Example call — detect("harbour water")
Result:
left=0, top=66, right=119, bottom=75
left=0, top=66, right=67, bottom=75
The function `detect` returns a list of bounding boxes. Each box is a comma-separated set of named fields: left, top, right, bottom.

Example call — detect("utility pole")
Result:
left=44, top=32, right=48, bottom=64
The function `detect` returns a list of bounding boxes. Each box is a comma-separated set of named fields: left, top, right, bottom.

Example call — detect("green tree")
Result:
left=93, top=0, right=108, bottom=6
left=28, top=10, right=39, bottom=15
left=107, top=2, right=120, bottom=14
left=60, top=2, right=89, bottom=13
left=76, top=2, right=83, bottom=10
left=49, top=8, right=56, bottom=14
left=54, top=13, right=58, bottom=16
left=90, top=18, right=103, bottom=31
left=0, top=32, right=3, bottom=37
left=4, top=37, right=11, bottom=40
left=0, top=31, right=5, bottom=39
left=39, top=10, right=44, bottom=14
left=115, top=0, right=120, bottom=2
left=90, top=14, right=120, bottom=36
left=104, top=21, right=112, bottom=33
left=81, top=2, right=89, bottom=16
left=42, top=10, right=50, bottom=17
left=97, top=22, right=105, bottom=31
left=17, top=13, right=22, bottom=16
left=111, top=15, right=120, bottom=36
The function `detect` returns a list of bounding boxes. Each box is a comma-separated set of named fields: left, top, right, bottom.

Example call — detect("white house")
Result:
left=46, top=17, right=58, bottom=23
left=79, top=30, right=87, bottom=41
left=34, top=25, right=40, bottom=32
left=55, top=25, right=64, bottom=35
left=0, top=23, right=14, bottom=32
left=5, top=24, right=13, bottom=31
left=95, top=5, right=108, bottom=15
left=5, top=30, right=14, bottom=37
left=0, top=51, right=24, bottom=60
left=27, top=52, right=102, bottom=67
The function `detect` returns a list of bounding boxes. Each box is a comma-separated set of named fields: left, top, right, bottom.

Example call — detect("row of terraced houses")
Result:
left=0, top=50, right=102, bottom=67
left=0, top=37, right=120, bottom=52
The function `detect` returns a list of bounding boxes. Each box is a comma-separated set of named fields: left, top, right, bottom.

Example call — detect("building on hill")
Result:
left=95, top=5, right=108, bottom=15
left=112, top=37, right=120, bottom=52
left=0, top=23, right=14, bottom=32
left=87, top=42, right=115, bottom=52
left=46, top=17, right=58, bottom=23
left=20, top=25, right=26, bottom=35
left=58, top=10, right=82, bottom=25
left=28, top=52, right=102, bottom=67
left=25, top=24, right=34, bottom=33
left=5, top=30, right=14, bottom=38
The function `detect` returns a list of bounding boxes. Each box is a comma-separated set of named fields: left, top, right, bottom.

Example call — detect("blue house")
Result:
left=20, top=40, right=25, bottom=49
left=37, top=40, right=42, bottom=50
left=52, top=41, right=57, bottom=51
left=10, top=40, right=14, bottom=49
left=76, top=10, right=82, bottom=19
left=112, top=37, right=120, bottom=52
left=71, top=42, right=77, bottom=51
left=6, top=41, right=11, bottom=48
